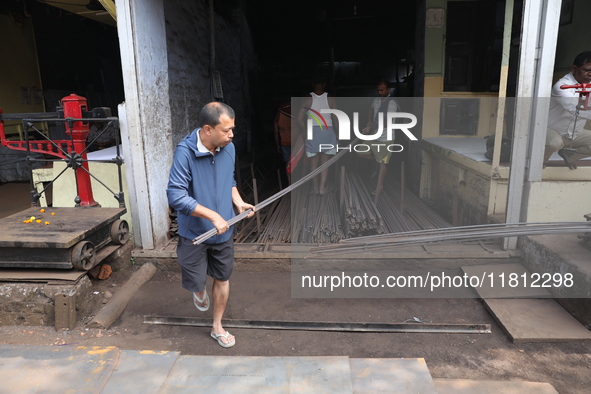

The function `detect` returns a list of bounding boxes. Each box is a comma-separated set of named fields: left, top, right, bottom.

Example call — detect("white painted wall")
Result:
left=525, top=182, right=591, bottom=222
left=116, top=0, right=173, bottom=249
left=51, top=161, right=132, bottom=228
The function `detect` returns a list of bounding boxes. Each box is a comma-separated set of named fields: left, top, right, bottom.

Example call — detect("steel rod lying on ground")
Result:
left=311, top=222, right=591, bottom=254
left=144, top=316, right=491, bottom=334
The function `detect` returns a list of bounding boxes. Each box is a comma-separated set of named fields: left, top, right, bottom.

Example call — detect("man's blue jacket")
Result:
left=167, top=128, right=236, bottom=244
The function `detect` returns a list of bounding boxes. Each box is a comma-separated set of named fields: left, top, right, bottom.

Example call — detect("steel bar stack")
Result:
left=377, top=182, right=450, bottom=232
left=232, top=163, right=453, bottom=244
left=310, top=221, right=591, bottom=255
left=298, top=189, right=344, bottom=243
left=374, top=186, right=416, bottom=233
left=211, top=152, right=453, bottom=245
left=343, top=170, right=387, bottom=237
left=254, top=195, right=291, bottom=244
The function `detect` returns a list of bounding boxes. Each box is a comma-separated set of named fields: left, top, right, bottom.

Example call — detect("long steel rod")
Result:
left=193, top=141, right=353, bottom=244
left=321, top=223, right=591, bottom=248
left=312, top=222, right=591, bottom=254
left=339, top=221, right=591, bottom=243
left=144, top=316, right=491, bottom=334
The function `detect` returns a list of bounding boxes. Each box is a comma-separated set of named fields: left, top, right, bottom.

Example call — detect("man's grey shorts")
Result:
left=176, top=236, right=234, bottom=293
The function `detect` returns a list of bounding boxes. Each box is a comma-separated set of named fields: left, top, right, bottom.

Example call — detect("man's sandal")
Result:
left=193, top=289, right=209, bottom=312
left=210, top=331, right=235, bottom=348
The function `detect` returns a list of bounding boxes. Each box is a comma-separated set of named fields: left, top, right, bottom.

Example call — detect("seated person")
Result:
left=545, top=51, right=591, bottom=169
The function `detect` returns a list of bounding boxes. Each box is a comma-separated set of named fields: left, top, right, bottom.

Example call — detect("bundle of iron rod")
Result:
left=343, top=170, right=387, bottom=237
left=254, top=195, right=291, bottom=244
left=310, top=222, right=591, bottom=255
left=377, top=182, right=450, bottom=232
left=195, top=137, right=451, bottom=245
left=297, top=188, right=344, bottom=243
left=234, top=161, right=451, bottom=244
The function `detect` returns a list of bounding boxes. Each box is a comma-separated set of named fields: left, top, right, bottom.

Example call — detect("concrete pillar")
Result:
left=504, top=0, right=561, bottom=249
left=116, top=0, right=173, bottom=249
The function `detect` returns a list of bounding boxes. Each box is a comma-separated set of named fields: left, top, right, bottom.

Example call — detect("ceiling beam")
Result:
left=98, top=0, right=116, bottom=21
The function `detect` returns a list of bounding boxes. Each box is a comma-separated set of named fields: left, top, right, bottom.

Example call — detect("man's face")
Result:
left=572, top=61, right=591, bottom=84
left=209, top=114, right=235, bottom=148
left=377, top=84, right=390, bottom=98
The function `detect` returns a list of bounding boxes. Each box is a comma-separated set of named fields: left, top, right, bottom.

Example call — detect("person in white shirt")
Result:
left=297, top=76, right=338, bottom=195
left=545, top=51, right=591, bottom=169
left=358, top=80, right=399, bottom=193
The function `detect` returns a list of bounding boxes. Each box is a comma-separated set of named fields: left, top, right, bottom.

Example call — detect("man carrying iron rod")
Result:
left=167, top=102, right=255, bottom=348
left=545, top=51, right=591, bottom=169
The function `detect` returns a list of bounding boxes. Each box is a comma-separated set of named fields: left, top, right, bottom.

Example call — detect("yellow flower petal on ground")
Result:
left=44, top=221, right=50, bottom=225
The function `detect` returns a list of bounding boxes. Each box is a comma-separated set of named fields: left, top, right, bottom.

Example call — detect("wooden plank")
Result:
left=0, top=207, right=125, bottom=248
left=0, top=269, right=85, bottom=282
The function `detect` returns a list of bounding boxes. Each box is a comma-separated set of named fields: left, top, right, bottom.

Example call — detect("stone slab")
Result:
left=159, top=355, right=353, bottom=393
left=0, top=345, right=118, bottom=392
left=484, top=298, right=591, bottom=343
left=461, top=263, right=551, bottom=298
left=349, top=358, right=437, bottom=393
left=433, top=378, right=558, bottom=394
left=101, top=350, right=181, bottom=394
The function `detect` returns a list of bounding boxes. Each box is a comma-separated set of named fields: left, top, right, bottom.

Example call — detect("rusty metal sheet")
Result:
left=159, top=356, right=353, bottom=393
left=0, top=207, right=125, bottom=248
left=0, top=345, right=119, bottom=392
left=350, top=358, right=437, bottom=393
left=101, top=350, right=181, bottom=394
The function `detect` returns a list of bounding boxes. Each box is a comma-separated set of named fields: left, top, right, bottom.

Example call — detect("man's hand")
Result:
left=211, top=213, right=230, bottom=234
left=236, top=201, right=256, bottom=218
left=232, top=186, right=256, bottom=218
